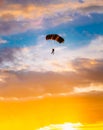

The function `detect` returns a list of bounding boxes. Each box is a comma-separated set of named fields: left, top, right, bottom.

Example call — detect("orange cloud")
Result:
left=0, top=57, right=103, bottom=99
left=0, top=0, right=103, bottom=35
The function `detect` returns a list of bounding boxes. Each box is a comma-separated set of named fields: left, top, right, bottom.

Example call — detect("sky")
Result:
left=0, top=0, right=103, bottom=130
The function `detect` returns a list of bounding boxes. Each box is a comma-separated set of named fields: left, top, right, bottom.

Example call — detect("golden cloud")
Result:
left=0, top=0, right=102, bottom=35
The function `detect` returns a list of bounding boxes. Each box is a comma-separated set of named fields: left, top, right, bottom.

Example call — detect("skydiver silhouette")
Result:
left=51, top=48, right=55, bottom=54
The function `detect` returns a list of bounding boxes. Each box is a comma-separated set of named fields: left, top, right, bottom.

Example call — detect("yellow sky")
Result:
left=0, top=95, right=103, bottom=130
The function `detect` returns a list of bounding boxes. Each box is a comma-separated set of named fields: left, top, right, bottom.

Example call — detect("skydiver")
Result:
left=51, top=48, right=55, bottom=54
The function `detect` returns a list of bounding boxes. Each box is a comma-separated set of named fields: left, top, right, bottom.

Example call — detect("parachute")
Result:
left=46, top=34, right=64, bottom=43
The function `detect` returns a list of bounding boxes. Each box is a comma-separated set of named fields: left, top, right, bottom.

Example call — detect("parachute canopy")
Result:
left=46, top=34, right=64, bottom=43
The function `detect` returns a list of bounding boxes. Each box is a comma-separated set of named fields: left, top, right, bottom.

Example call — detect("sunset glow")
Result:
left=0, top=0, right=103, bottom=130
left=37, top=123, right=81, bottom=130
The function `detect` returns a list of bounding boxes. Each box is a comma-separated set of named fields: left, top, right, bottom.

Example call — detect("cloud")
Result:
left=4, top=0, right=66, bottom=6
left=0, top=94, right=52, bottom=101
left=36, top=122, right=103, bottom=130
left=0, top=0, right=4, bottom=6
left=0, top=0, right=103, bottom=35
left=73, top=85, right=103, bottom=94
left=78, top=0, right=85, bottom=3
left=0, top=38, right=7, bottom=44
left=0, top=36, right=103, bottom=97
left=69, top=35, right=103, bottom=59
left=71, top=58, right=103, bottom=83
left=36, top=123, right=82, bottom=130
left=4, top=0, right=86, bottom=5
left=0, top=48, right=19, bottom=64
left=0, top=35, right=103, bottom=72
left=0, top=17, right=43, bottom=35
left=0, top=56, right=103, bottom=97
left=79, top=5, right=103, bottom=15
left=0, top=32, right=102, bottom=99
left=0, top=89, right=103, bottom=124
left=0, top=74, right=7, bottom=83
left=0, top=39, right=102, bottom=96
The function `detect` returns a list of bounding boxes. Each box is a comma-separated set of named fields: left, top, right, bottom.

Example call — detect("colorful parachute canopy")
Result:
left=46, top=34, right=64, bottom=43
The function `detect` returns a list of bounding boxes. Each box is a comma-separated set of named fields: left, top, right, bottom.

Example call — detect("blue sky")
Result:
left=0, top=12, right=103, bottom=49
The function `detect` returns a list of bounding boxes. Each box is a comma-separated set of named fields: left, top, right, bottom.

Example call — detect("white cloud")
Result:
left=73, top=84, right=103, bottom=94
left=71, top=35, right=103, bottom=59
left=36, top=123, right=82, bottom=130
left=37, top=122, right=103, bottom=130
left=0, top=38, right=7, bottom=44
left=0, top=35, right=103, bottom=72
